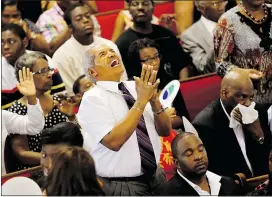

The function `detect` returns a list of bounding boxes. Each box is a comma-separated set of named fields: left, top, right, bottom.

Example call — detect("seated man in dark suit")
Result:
left=163, top=132, right=241, bottom=196
left=193, top=70, right=271, bottom=178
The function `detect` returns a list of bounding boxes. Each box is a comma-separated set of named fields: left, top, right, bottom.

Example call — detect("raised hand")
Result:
left=54, top=94, right=76, bottom=117
left=16, top=67, right=36, bottom=96
left=243, top=68, right=263, bottom=81
left=134, top=65, right=160, bottom=105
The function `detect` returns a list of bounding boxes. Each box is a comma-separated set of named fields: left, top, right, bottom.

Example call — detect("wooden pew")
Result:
left=234, top=173, right=269, bottom=193
left=2, top=166, right=41, bottom=185
left=180, top=73, right=222, bottom=120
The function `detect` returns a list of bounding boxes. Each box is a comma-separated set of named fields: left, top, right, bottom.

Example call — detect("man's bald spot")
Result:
left=171, top=132, right=198, bottom=159
left=221, top=70, right=254, bottom=92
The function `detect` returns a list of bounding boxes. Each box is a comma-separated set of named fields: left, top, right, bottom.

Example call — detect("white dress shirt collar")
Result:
left=177, top=170, right=222, bottom=196
left=220, top=99, right=254, bottom=176
left=200, top=15, right=217, bottom=36
left=96, top=81, right=120, bottom=93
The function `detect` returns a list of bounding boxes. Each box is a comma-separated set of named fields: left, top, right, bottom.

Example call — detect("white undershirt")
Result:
left=177, top=170, right=222, bottom=196
left=220, top=99, right=254, bottom=176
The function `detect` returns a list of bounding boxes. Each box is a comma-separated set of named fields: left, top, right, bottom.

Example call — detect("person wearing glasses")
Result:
left=181, top=0, right=228, bottom=75
left=1, top=24, right=66, bottom=110
left=5, top=52, right=77, bottom=173
left=128, top=38, right=190, bottom=129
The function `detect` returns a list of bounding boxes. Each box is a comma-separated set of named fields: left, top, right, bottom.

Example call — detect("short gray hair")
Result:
left=194, top=0, right=207, bottom=8
left=83, top=44, right=108, bottom=83
left=15, top=51, right=47, bottom=81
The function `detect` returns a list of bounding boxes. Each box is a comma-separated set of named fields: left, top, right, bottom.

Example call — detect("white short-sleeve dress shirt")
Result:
left=77, top=81, right=162, bottom=177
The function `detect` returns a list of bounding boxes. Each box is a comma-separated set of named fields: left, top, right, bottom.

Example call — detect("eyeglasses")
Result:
left=140, top=54, right=160, bottom=64
left=32, top=68, right=54, bottom=76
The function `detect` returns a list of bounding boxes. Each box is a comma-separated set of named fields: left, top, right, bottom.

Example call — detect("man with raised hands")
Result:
left=77, top=45, right=171, bottom=195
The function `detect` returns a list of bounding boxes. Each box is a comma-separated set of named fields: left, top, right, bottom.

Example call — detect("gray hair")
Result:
left=194, top=0, right=207, bottom=8
left=14, top=51, right=47, bottom=81
left=83, top=44, right=107, bottom=83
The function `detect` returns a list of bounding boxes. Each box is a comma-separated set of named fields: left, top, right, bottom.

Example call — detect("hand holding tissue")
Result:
left=230, top=102, right=264, bottom=144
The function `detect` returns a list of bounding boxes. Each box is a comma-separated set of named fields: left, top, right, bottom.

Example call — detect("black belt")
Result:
left=101, top=174, right=153, bottom=183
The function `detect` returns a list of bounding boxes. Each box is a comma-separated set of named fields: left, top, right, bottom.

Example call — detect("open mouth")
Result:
left=110, top=59, right=119, bottom=67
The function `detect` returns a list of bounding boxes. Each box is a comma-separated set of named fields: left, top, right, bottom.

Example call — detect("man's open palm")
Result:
left=16, top=67, right=36, bottom=96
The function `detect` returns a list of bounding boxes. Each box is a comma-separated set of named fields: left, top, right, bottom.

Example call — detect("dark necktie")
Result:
left=118, top=82, right=157, bottom=174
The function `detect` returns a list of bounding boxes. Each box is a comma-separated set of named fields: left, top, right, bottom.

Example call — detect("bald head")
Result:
left=172, top=132, right=199, bottom=159
left=172, top=132, right=209, bottom=179
left=221, top=70, right=254, bottom=110
left=221, top=70, right=254, bottom=92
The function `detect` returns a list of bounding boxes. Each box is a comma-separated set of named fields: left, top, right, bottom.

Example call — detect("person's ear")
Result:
left=88, top=68, right=98, bottom=78
left=174, top=158, right=180, bottom=169
left=221, top=88, right=228, bottom=100
left=22, top=37, right=29, bottom=49
left=195, top=4, right=205, bottom=13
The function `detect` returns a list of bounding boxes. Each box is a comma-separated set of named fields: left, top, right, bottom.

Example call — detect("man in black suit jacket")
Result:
left=192, top=70, right=271, bottom=178
left=162, top=132, right=241, bottom=196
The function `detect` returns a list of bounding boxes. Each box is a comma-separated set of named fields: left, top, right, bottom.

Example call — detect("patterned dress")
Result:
left=214, top=4, right=272, bottom=104
left=7, top=95, right=68, bottom=171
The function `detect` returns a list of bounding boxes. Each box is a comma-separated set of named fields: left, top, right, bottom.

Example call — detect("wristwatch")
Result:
left=257, top=137, right=264, bottom=144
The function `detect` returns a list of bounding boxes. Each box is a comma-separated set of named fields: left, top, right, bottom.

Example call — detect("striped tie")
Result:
left=118, top=82, right=157, bottom=174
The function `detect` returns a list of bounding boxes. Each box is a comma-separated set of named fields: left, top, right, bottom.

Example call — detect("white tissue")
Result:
left=229, top=102, right=258, bottom=128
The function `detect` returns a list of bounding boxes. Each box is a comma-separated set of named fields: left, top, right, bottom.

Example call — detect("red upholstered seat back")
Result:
left=153, top=2, right=174, bottom=18
left=180, top=74, right=222, bottom=120
left=96, top=1, right=125, bottom=13
left=96, top=11, right=120, bottom=40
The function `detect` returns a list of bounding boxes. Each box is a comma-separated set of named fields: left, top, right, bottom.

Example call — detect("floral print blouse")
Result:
left=214, top=5, right=272, bottom=104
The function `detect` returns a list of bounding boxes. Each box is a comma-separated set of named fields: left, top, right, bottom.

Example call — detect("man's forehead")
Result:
left=71, top=5, right=89, bottom=16
left=87, top=46, right=112, bottom=55
left=178, top=134, right=202, bottom=150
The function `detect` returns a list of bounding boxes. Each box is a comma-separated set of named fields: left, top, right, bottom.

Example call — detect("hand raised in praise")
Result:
left=134, top=65, right=160, bottom=105
left=54, top=94, right=76, bottom=118
left=16, top=67, right=36, bottom=96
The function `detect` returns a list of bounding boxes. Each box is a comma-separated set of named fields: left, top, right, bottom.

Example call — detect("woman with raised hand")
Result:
left=2, top=67, right=44, bottom=175
left=6, top=51, right=77, bottom=173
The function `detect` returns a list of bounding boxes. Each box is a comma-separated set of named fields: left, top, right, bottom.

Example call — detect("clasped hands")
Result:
left=134, top=64, right=160, bottom=105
